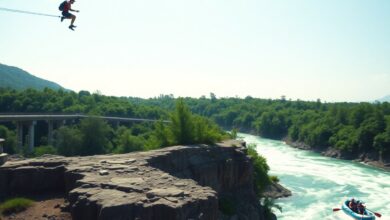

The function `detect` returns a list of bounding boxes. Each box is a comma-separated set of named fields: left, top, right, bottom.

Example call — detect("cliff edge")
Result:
left=0, top=141, right=270, bottom=220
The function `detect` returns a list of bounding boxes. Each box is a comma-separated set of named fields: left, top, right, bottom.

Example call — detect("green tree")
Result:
left=151, top=121, right=172, bottom=147
left=256, top=111, right=288, bottom=139
left=356, top=114, right=386, bottom=151
left=373, top=117, right=390, bottom=158
left=79, top=117, right=112, bottom=156
left=373, top=132, right=390, bottom=158
left=54, top=126, right=83, bottom=156
left=114, top=128, right=145, bottom=153
left=192, top=115, right=223, bottom=144
left=329, top=125, right=358, bottom=152
left=170, top=99, right=195, bottom=145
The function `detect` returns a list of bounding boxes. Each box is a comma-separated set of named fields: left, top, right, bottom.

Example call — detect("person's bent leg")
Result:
left=71, top=15, right=76, bottom=26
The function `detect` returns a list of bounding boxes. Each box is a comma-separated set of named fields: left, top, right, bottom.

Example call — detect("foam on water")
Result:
left=241, top=133, right=390, bottom=220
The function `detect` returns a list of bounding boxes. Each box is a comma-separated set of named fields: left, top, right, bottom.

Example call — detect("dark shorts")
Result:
left=62, top=11, right=74, bottom=18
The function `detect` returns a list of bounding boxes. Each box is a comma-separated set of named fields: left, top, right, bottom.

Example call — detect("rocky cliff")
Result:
left=0, top=141, right=269, bottom=220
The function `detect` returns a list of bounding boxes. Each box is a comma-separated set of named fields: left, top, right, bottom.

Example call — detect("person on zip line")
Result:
left=59, top=0, right=79, bottom=31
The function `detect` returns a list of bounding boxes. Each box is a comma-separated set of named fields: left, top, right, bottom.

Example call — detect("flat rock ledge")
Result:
left=0, top=141, right=269, bottom=220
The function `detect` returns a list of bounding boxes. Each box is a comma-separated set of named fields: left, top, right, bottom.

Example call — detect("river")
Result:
left=240, top=133, right=390, bottom=220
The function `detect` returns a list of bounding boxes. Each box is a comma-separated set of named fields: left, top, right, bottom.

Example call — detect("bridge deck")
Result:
left=0, top=114, right=168, bottom=123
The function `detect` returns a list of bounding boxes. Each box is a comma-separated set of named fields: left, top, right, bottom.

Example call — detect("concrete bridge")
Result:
left=0, top=114, right=168, bottom=152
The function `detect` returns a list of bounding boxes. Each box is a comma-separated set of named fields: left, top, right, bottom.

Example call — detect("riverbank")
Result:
left=232, top=127, right=390, bottom=172
left=284, top=139, right=390, bottom=172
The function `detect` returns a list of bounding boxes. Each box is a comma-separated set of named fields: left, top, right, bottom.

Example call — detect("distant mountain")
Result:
left=0, top=63, right=65, bottom=91
left=376, top=95, right=390, bottom=103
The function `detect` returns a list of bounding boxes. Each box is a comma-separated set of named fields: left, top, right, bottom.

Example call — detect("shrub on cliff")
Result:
left=246, top=143, right=271, bottom=196
left=261, top=197, right=282, bottom=219
left=161, top=99, right=226, bottom=146
left=170, top=99, right=195, bottom=145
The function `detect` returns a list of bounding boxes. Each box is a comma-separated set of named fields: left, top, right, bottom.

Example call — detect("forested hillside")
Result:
left=127, top=95, right=390, bottom=160
left=0, top=63, right=64, bottom=90
left=0, top=89, right=389, bottom=161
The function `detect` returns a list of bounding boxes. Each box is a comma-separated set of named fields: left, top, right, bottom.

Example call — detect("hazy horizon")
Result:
left=1, top=0, right=389, bottom=102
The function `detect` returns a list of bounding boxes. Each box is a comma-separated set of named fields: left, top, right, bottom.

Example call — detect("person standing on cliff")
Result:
left=59, top=0, right=79, bottom=31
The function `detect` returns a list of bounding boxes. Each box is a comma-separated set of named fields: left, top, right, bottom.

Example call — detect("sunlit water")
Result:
left=240, top=133, right=390, bottom=220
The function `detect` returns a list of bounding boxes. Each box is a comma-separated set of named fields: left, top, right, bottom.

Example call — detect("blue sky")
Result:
left=1, top=0, right=389, bottom=102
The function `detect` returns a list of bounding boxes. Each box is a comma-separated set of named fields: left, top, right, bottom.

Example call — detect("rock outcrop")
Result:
left=0, top=141, right=268, bottom=220
left=262, top=182, right=291, bottom=199
left=0, top=153, right=7, bottom=165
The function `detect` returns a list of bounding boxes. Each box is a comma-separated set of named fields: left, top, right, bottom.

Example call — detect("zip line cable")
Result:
left=0, top=7, right=61, bottom=18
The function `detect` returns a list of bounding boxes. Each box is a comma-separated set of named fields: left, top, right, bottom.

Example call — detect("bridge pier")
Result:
left=16, top=122, right=24, bottom=150
left=48, top=120, right=54, bottom=146
left=28, top=121, right=36, bottom=152
left=0, top=114, right=165, bottom=153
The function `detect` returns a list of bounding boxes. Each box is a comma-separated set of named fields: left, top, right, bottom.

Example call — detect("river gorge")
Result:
left=241, top=133, right=390, bottom=220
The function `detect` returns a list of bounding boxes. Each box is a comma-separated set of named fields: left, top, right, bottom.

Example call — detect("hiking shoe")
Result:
left=61, top=16, right=65, bottom=22
left=69, top=25, right=75, bottom=31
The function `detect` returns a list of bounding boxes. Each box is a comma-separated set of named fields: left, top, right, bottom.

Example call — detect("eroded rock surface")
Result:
left=0, top=142, right=266, bottom=220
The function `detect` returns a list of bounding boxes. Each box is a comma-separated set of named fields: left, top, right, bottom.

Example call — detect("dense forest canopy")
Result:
left=0, top=88, right=389, bottom=159
left=125, top=94, right=390, bottom=158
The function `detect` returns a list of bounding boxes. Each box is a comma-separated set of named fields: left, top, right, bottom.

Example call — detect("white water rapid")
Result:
left=241, top=133, right=390, bottom=220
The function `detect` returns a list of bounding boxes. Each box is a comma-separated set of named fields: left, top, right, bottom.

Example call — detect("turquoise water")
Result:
left=240, top=133, right=390, bottom=220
